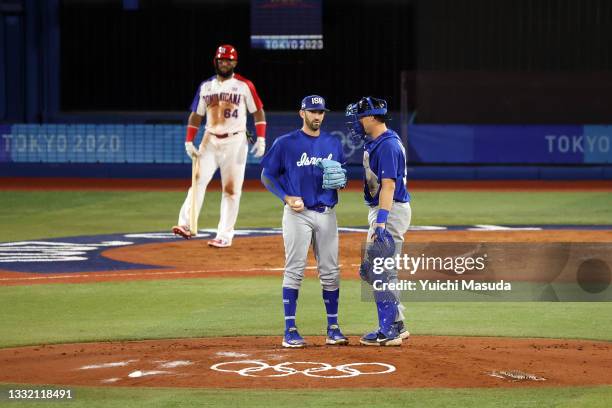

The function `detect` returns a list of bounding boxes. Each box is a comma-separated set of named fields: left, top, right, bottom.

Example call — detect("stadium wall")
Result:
left=1, top=114, right=611, bottom=180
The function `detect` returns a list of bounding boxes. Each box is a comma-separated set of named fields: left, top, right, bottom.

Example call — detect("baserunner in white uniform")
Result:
left=173, top=44, right=267, bottom=248
left=261, top=95, right=348, bottom=348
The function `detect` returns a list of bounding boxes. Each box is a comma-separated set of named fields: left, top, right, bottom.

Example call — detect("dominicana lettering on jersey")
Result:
left=296, top=152, right=333, bottom=167
left=203, top=92, right=242, bottom=106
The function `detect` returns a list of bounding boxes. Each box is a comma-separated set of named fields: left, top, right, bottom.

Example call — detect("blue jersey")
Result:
left=261, top=130, right=345, bottom=208
left=363, top=129, right=410, bottom=206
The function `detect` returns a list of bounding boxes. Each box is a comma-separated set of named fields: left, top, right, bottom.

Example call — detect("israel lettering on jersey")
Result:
left=262, top=130, right=344, bottom=208
left=363, top=130, right=411, bottom=206
left=296, top=152, right=333, bottom=167
left=190, top=74, right=263, bottom=135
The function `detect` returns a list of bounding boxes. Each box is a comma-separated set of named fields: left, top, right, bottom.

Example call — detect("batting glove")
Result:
left=250, top=137, right=266, bottom=158
left=185, top=142, right=200, bottom=159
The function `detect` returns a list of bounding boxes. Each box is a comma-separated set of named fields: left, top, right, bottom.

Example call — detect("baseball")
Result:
left=294, top=199, right=303, bottom=206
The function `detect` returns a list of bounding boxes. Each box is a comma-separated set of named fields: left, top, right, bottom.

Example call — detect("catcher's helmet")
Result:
left=214, top=44, right=238, bottom=62
left=353, top=96, right=388, bottom=118
left=345, top=96, right=389, bottom=142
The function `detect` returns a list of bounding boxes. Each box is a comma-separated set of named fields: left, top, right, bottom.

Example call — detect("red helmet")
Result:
left=214, top=44, right=238, bottom=62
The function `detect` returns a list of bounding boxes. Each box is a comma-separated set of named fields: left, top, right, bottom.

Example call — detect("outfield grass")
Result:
left=1, top=277, right=611, bottom=348
left=2, top=385, right=612, bottom=408
left=1, top=190, right=611, bottom=241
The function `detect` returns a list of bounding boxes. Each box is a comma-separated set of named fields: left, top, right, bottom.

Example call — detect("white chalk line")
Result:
left=216, top=352, right=250, bottom=358
left=158, top=360, right=193, bottom=369
left=0, top=267, right=285, bottom=282
left=79, top=360, right=138, bottom=370
left=0, top=264, right=361, bottom=283
left=84, top=360, right=193, bottom=382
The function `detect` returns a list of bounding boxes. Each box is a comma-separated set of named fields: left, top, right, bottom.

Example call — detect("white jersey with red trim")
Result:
left=190, top=73, right=263, bottom=135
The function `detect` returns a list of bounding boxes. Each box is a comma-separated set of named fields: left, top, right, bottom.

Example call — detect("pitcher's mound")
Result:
left=1, top=335, right=610, bottom=389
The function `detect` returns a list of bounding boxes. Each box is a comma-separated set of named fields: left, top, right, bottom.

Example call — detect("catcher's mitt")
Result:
left=359, top=257, right=374, bottom=284
left=372, top=226, right=394, bottom=256
left=359, top=226, right=396, bottom=283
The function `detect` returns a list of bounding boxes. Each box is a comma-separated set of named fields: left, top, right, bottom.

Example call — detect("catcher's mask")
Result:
left=345, top=96, right=389, bottom=143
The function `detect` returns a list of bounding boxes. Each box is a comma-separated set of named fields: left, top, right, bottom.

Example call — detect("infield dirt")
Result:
left=0, top=335, right=610, bottom=389
left=2, top=230, right=611, bottom=286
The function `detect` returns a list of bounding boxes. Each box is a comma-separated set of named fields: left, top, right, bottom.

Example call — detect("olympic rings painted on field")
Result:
left=210, top=360, right=396, bottom=379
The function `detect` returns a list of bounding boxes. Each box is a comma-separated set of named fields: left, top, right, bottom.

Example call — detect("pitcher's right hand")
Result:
left=285, top=196, right=305, bottom=212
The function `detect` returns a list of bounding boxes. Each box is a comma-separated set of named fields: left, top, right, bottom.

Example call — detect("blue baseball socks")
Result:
left=322, top=288, right=339, bottom=326
left=282, top=287, right=299, bottom=330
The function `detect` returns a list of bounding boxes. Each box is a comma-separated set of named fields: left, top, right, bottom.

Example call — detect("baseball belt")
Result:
left=210, top=131, right=243, bottom=139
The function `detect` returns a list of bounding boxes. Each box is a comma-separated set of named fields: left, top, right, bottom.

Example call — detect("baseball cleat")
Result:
left=282, top=327, right=306, bottom=348
left=325, top=324, right=349, bottom=345
left=359, top=329, right=403, bottom=347
left=395, top=320, right=410, bottom=340
left=207, top=238, right=231, bottom=248
left=172, top=225, right=192, bottom=239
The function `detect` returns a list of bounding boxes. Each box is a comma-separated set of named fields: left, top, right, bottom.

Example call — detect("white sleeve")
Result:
left=245, top=88, right=257, bottom=114
left=196, top=91, right=206, bottom=116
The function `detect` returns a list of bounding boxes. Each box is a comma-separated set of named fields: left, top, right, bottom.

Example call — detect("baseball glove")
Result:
left=316, top=159, right=347, bottom=190
left=359, top=257, right=374, bottom=284
left=372, top=226, right=395, bottom=258
left=359, top=227, right=396, bottom=283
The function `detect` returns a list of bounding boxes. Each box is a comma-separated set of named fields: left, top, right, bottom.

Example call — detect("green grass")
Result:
left=1, top=277, right=611, bottom=348
left=1, top=188, right=611, bottom=407
left=411, top=191, right=612, bottom=225
left=1, top=386, right=612, bottom=408
left=1, top=190, right=611, bottom=241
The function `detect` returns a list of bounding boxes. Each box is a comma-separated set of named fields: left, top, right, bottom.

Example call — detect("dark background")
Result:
left=60, top=0, right=415, bottom=114
left=415, top=0, right=612, bottom=123
left=3, top=0, right=612, bottom=123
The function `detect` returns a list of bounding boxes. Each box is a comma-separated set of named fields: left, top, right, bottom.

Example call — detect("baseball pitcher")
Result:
left=346, top=96, right=412, bottom=346
left=261, top=95, right=348, bottom=348
left=172, top=44, right=267, bottom=248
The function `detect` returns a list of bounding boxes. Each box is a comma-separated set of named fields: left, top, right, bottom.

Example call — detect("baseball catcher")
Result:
left=347, top=96, right=412, bottom=347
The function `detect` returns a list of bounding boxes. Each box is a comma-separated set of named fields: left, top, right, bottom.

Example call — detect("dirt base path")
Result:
left=2, top=230, right=610, bottom=286
left=0, top=336, right=609, bottom=389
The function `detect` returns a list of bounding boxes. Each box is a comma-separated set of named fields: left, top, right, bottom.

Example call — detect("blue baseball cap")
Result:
left=300, top=95, right=330, bottom=111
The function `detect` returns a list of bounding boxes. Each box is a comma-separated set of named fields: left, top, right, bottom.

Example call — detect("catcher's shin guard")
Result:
left=374, top=290, right=400, bottom=337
